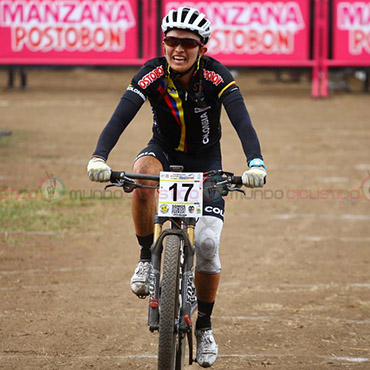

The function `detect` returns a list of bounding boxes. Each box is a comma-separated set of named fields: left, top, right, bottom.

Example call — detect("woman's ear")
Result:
left=200, top=46, right=208, bottom=57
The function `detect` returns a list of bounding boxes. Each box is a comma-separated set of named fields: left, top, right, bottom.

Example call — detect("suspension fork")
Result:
left=181, top=218, right=196, bottom=319
left=148, top=216, right=196, bottom=332
left=180, top=218, right=196, bottom=365
left=148, top=215, right=165, bottom=332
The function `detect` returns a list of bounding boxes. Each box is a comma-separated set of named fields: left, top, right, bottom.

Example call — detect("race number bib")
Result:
left=158, top=172, right=203, bottom=218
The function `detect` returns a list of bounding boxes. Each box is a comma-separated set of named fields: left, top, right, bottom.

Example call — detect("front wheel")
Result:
left=157, top=235, right=181, bottom=370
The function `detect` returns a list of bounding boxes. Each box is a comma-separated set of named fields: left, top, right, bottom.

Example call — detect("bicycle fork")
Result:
left=148, top=215, right=196, bottom=365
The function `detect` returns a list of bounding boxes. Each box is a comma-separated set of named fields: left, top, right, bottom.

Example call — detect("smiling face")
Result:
left=163, top=29, right=207, bottom=75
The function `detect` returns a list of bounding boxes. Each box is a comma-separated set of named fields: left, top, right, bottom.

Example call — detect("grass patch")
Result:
left=0, top=131, right=13, bottom=148
left=0, top=129, right=26, bottom=149
left=1, top=197, right=83, bottom=232
left=0, top=188, right=129, bottom=233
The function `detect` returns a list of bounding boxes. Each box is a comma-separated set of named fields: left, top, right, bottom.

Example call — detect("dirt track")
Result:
left=1, top=67, right=370, bottom=369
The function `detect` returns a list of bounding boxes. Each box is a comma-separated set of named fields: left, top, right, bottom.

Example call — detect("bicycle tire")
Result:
left=158, top=235, right=181, bottom=370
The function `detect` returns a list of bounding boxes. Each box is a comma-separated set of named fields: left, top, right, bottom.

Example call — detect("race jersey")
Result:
left=93, top=56, right=262, bottom=162
left=126, top=56, right=238, bottom=153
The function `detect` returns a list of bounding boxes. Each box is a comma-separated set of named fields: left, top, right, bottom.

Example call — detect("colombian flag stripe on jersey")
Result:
left=158, top=82, right=182, bottom=139
left=165, top=78, right=186, bottom=152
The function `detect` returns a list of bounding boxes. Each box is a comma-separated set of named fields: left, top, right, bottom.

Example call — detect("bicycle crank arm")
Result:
left=187, top=328, right=194, bottom=365
left=183, top=315, right=194, bottom=365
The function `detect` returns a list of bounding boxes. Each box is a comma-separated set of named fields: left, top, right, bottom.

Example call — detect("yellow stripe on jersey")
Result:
left=167, top=77, right=186, bottom=152
left=218, top=81, right=237, bottom=99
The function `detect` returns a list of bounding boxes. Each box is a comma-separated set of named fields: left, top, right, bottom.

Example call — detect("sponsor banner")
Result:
left=334, top=0, right=370, bottom=59
left=0, top=0, right=139, bottom=64
left=163, top=0, right=310, bottom=61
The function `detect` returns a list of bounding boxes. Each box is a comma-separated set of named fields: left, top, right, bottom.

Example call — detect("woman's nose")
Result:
left=174, top=43, right=185, bottom=52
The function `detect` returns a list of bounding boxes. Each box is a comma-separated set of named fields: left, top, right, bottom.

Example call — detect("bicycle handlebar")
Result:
left=108, top=170, right=244, bottom=195
left=110, top=170, right=242, bottom=184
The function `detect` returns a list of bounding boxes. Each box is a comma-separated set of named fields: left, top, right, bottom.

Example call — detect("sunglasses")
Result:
left=163, top=36, right=204, bottom=49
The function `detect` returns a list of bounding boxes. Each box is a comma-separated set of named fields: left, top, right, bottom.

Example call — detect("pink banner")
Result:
left=162, top=0, right=311, bottom=62
left=0, top=0, right=140, bottom=64
left=333, top=0, right=370, bottom=60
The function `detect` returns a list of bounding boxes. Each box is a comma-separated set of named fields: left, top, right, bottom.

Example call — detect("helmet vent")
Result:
left=161, top=7, right=211, bottom=44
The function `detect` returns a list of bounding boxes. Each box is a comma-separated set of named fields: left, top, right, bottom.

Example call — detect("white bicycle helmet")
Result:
left=161, top=7, right=211, bottom=44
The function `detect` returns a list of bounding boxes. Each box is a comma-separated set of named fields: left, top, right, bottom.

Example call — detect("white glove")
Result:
left=242, top=167, right=266, bottom=188
left=87, top=157, right=111, bottom=182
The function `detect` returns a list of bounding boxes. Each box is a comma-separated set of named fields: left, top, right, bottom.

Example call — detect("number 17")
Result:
left=169, top=183, right=194, bottom=202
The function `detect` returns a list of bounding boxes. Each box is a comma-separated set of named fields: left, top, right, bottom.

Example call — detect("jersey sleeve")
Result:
left=92, top=58, right=166, bottom=160
left=203, top=58, right=240, bottom=103
left=123, top=59, right=165, bottom=107
left=206, top=59, right=263, bottom=163
left=224, top=97, right=263, bottom=164
left=93, top=58, right=164, bottom=160
left=92, top=97, right=142, bottom=160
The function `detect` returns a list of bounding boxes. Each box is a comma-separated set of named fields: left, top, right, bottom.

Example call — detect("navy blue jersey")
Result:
left=93, top=56, right=262, bottom=163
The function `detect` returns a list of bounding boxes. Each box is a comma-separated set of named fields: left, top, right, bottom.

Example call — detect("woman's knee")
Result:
left=133, top=156, right=162, bottom=174
left=132, top=156, right=162, bottom=201
left=194, top=216, right=223, bottom=274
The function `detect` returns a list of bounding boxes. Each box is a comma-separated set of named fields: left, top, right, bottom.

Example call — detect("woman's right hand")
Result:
left=87, top=157, right=112, bottom=182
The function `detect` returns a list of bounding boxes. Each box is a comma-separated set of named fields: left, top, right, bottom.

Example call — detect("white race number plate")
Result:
left=158, top=171, right=203, bottom=218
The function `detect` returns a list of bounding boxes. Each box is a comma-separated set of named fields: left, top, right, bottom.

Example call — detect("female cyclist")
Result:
left=87, top=7, right=266, bottom=367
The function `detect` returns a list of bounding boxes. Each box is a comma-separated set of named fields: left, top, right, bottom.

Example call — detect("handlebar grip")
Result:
left=110, top=171, right=160, bottom=182
left=232, top=176, right=243, bottom=185
left=110, top=171, right=125, bottom=181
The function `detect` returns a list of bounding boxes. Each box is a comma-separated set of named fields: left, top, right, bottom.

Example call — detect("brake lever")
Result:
left=105, top=179, right=158, bottom=193
left=226, top=184, right=246, bottom=195
left=105, top=182, right=122, bottom=190
left=105, top=180, right=136, bottom=193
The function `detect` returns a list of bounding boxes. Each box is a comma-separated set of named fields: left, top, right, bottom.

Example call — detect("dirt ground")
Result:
left=0, top=66, right=369, bottom=370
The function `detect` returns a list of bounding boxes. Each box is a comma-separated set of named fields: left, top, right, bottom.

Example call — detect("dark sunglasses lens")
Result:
left=164, top=37, right=179, bottom=47
left=164, top=37, right=200, bottom=49
left=181, top=39, right=199, bottom=48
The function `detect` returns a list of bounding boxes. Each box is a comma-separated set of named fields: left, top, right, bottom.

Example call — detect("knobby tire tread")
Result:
left=158, top=235, right=181, bottom=370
